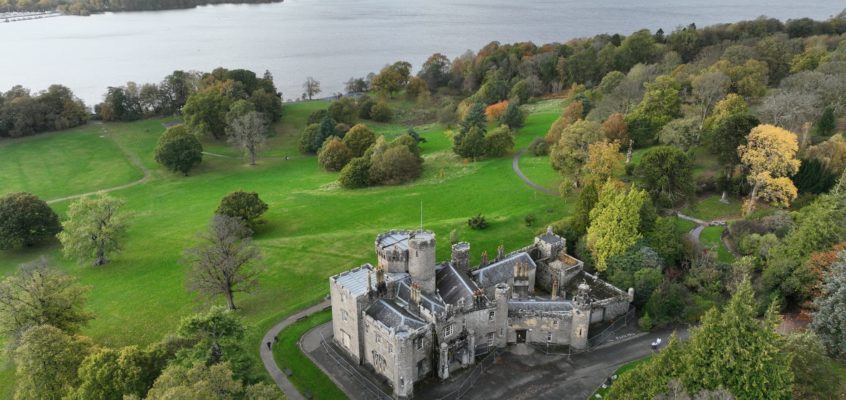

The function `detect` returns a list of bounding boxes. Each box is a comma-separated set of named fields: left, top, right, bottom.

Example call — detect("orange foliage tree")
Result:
left=485, top=100, right=509, bottom=122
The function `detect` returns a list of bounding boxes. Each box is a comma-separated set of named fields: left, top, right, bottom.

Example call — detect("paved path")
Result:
left=260, top=299, right=331, bottom=400
left=512, top=148, right=557, bottom=196
left=47, top=123, right=152, bottom=204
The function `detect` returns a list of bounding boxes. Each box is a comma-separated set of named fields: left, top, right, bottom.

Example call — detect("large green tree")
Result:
left=0, top=192, right=61, bottom=250
left=58, top=194, right=128, bottom=266
left=811, top=252, right=846, bottom=361
left=586, top=182, right=648, bottom=272
left=154, top=125, right=203, bottom=176
left=215, top=191, right=268, bottom=227
left=145, top=361, right=281, bottom=400
left=635, top=146, right=694, bottom=207
left=14, top=325, right=93, bottom=400
left=0, top=258, right=92, bottom=343
left=183, top=90, right=232, bottom=139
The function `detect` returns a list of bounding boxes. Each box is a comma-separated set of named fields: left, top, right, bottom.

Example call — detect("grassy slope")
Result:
left=0, top=100, right=568, bottom=397
left=699, top=226, right=734, bottom=263
left=0, top=124, right=144, bottom=200
left=271, top=309, right=346, bottom=400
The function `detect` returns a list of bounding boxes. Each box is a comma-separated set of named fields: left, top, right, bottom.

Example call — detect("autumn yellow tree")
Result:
left=738, top=124, right=801, bottom=215
left=585, top=140, right=623, bottom=185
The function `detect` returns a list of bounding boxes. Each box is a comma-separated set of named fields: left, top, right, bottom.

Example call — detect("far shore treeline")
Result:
left=0, top=0, right=283, bottom=16
left=3, top=11, right=845, bottom=140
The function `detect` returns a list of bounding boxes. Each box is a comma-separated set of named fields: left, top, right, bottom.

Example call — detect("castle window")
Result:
left=341, top=310, right=349, bottom=321
left=388, top=343, right=393, bottom=353
left=443, top=324, right=454, bottom=337
left=415, top=337, right=424, bottom=351
left=553, top=319, right=559, bottom=327
left=376, top=335, right=382, bottom=344
left=486, top=332, right=495, bottom=346
left=488, top=311, right=495, bottom=321
left=547, top=332, right=552, bottom=342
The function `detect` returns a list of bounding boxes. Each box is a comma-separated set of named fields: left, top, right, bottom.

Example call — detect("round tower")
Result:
left=408, top=230, right=436, bottom=294
left=569, top=283, right=591, bottom=351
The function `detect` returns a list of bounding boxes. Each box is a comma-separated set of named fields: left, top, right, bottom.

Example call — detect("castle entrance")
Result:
left=516, top=329, right=527, bottom=343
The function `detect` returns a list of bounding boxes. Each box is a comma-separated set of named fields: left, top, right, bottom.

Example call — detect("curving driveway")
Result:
left=512, top=148, right=557, bottom=196
left=259, top=299, right=331, bottom=400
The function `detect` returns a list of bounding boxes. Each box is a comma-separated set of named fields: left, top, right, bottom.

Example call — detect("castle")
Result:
left=329, top=228, right=632, bottom=399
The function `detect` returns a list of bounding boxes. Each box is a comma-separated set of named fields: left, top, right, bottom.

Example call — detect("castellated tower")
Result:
left=408, top=230, right=437, bottom=294
left=569, top=283, right=592, bottom=351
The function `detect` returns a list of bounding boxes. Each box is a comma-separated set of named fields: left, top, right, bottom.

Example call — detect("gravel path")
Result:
left=512, top=148, right=557, bottom=196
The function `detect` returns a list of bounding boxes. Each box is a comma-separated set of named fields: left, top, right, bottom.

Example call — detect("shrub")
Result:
left=0, top=193, right=62, bottom=250
left=317, top=137, right=353, bottom=172
left=215, top=191, right=268, bottom=227
left=638, top=313, right=654, bottom=331
left=327, top=97, right=357, bottom=125
left=467, top=214, right=488, bottom=230
left=501, top=102, right=525, bottom=128
left=528, top=137, right=549, bottom=156
left=298, top=123, right=320, bottom=154
left=342, top=124, right=376, bottom=157
left=453, top=126, right=486, bottom=160
left=392, top=134, right=422, bottom=158
left=484, top=126, right=514, bottom=157
left=369, top=145, right=421, bottom=185
left=357, top=97, right=375, bottom=120
left=524, top=214, right=536, bottom=227
left=437, top=102, right=458, bottom=127
left=307, top=109, right=328, bottom=125
left=338, top=157, right=371, bottom=189
left=370, top=102, right=393, bottom=122
left=154, top=125, right=203, bottom=175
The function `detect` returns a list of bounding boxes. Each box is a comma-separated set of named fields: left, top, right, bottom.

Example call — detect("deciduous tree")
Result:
left=226, top=111, right=268, bottom=165
left=215, top=191, right=268, bottom=228
left=302, top=77, right=321, bottom=100
left=635, top=146, right=694, bottom=207
left=584, top=140, right=623, bottom=185
left=738, top=124, right=801, bottom=214
left=318, top=137, right=353, bottom=171
left=0, top=192, right=61, bottom=250
left=811, top=253, right=846, bottom=361
left=58, top=194, right=128, bottom=266
left=14, top=325, right=93, bottom=400
left=185, top=215, right=262, bottom=311
left=550, top=120, right=604, bottom=188
left=154, top=125, right=203, bottom=175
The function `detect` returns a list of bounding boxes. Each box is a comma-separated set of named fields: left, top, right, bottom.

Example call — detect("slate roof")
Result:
left=472, top=252, right=536, bottom=288
left=333, top=264, right=408, bottom=297
left=365, top=299, right=427, bottom=330
left=377, top=231, right=411, bottom=251
left=538, top=231, right=564, bottom=245
left=508, top=299, right=573, bottom=313
left=436, top=263, right=480, bottom=306
left=395, top=279, right=447, bottom=314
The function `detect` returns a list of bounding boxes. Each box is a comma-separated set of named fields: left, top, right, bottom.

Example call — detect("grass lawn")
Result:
left=0, top=99, right=570, bottom=397
left=271, top=309, right=346, bottom=400
left=592, top=356, right=652, bottom=398
left=0, top=124, right=144, bottom=200
left=673, top=217, right=698, bottom=235
left=699, top=226, right=734, bottom=263
left=683, top=195, right=743, bottom=221
left=518, top=155, right=559, bottom=192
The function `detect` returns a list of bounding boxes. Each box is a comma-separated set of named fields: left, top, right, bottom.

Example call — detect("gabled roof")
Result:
left=471, top=252, right=536, bottom=288
left=332, top=264, right=408, bottom=297
left=436, top=263, right=480, bottom=306
left=365, top=299, right=427, bottom=330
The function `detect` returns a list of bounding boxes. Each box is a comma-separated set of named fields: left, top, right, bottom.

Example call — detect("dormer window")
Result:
left=443, top=324, right=454, bottom=337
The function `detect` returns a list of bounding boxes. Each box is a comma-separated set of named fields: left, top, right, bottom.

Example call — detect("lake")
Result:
left=0, top=0, right=842, bottom=105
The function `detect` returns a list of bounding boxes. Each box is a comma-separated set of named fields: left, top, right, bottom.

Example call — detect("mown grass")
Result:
left=683, top=195, right=743, bottom=221
left=592, top=356, right=652, bottom=398
left=673, top=217, right=698, bottom=235
left=699, top=226, right=734, bottom=263
left=0, top=99, right=570, bottom=396
left=271, top=309, right=346, bottom=400
left=0, top=124, right=143, bottom=200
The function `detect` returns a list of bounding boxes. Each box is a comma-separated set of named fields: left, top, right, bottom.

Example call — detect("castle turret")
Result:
left=408, top=230, right=436, bottom=294
left=451, top=242, right=470, bottom=275
left=570, top=282, right=591, bottom=351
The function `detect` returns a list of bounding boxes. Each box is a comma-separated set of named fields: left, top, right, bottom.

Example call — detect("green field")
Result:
left=0, top=100, right=568, bottom=396
left=683, top=195, right=743, bottom=221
